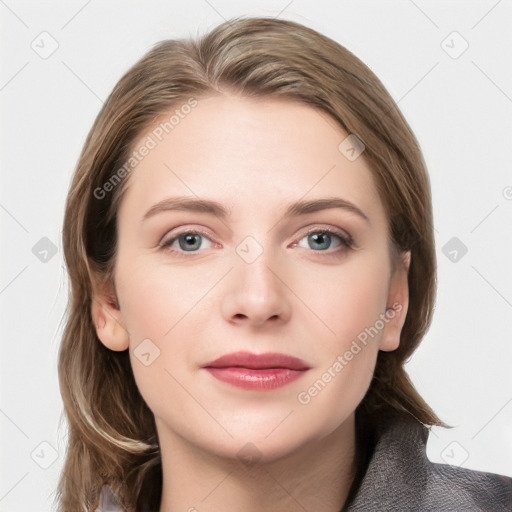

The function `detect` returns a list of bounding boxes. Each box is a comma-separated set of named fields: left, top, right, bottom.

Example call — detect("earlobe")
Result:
left=379, top=250, right=411, bottom=352
left=90, top=279, right=130, bottom=352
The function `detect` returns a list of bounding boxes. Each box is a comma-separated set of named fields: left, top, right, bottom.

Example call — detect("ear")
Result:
left=90, top=275, right=130, bottom=352
left=379, top=250, right=411, bottom=352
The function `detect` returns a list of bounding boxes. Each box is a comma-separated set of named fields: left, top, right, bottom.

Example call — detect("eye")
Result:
left=159, top=229, right=214, bottom=254
left=295, top=227, right=354, bottom=255
left=159, top=226, right=354, bottom=257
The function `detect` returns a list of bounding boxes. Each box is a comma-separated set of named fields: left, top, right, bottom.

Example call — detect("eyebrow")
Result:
left=142, top=196, right=370, bottom=224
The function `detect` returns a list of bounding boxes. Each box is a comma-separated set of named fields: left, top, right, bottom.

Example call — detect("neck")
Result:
left=157, top=414, right=357, bottom=512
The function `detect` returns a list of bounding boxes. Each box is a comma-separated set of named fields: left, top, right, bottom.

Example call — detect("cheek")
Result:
left=296, top=254, right=390, bottom=354
left=282, top=255, right=390, bottom=431
left=293, top=259, right=388, bottom=432
left=115, top=260, right=222, bottom=405
left=117, top=258, right=217, bottom=344
left=295, top=343, right=378, bottom=442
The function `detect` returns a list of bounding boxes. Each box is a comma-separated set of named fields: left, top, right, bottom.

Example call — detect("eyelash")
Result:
left=159, top=226, right=355, bottom=258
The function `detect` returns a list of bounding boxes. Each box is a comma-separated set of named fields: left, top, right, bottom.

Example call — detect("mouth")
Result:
left=203, top=351, right=311, bottom=391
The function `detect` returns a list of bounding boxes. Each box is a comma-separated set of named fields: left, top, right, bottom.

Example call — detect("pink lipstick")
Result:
left=203, top=351, right=311, bottom=391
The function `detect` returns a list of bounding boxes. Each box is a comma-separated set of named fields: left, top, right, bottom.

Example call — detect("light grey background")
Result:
left=1, top=0, right=511, bottom=510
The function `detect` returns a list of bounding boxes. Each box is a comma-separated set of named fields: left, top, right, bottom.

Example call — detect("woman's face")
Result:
left=93, top=94, right=410, bottom=462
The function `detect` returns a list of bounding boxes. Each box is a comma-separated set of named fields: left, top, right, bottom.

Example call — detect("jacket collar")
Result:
left=343, top=412, right=430, bottom=511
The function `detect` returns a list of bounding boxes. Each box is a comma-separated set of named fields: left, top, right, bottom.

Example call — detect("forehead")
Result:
left=118, top=94, right=386, bottom=226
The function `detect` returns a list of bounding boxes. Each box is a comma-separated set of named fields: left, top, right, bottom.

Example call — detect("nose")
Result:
left=220, top=248, right=292, bottom=328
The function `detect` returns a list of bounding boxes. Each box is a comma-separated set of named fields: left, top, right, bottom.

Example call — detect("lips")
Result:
left=203, top=351, right=311, bottom=391
left=204, top=351, right=311, bottom=371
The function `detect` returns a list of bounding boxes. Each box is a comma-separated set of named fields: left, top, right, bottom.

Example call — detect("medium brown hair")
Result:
left=57, top=15, right=445, bottom=511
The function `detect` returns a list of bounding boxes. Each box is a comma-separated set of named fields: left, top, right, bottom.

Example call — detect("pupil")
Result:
left=180, top=234, right=200, bottom=251
left=311, top=233, right=329, bottom=250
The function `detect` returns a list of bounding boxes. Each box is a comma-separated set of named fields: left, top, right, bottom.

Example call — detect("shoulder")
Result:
left=426, top=459, right=512, bottom=511
left=95, top=484, right=128, bottom=512
left=426, top=462, right=512, bottom=512
left=345, top=413, right=512, bottom=511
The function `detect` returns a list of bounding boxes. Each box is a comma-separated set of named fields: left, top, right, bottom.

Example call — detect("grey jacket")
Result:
left=344, top=414, right=512, bottom=511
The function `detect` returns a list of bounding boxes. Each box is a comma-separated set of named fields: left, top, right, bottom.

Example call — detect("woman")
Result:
left=56, top=16, right=511, bottom=512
